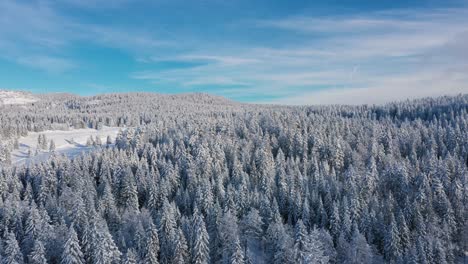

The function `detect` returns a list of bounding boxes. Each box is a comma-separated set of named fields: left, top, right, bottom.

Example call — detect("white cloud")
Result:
left=177, top=55, right=260, bottom=66
left=16, top=56, right=76, bottom=73
left=57, top=0, right=131, bottom=9
left=0, top=0, right=169, bottom=73
left=259, top=9, right=468, bottom=34
left=133, top=7, right=468, bottom=104
left=272, top=67, right=468, bottom=105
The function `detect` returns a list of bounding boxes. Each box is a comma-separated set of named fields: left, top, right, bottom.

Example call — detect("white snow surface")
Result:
left=12, top=126, right=121, bottom=166
left=0, top=90, right=38, bottom=105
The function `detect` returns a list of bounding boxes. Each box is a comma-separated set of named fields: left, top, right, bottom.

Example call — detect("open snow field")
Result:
left=12, top=126, right=121, bottom=166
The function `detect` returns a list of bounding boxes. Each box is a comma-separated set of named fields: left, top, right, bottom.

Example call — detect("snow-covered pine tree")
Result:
left=49, top=140, right=56, bottom=152
left=122, top=249, right=138, bottom=264
left=230, top=238, right=244, bottom=264
left=3, top=231, right=24, bottom=264
left=384, top=215, right=402, bottom=261
left=172, top=227, right=189, bottom=264
left=61, top=225, right=85, bottom=264
left=28, top=241, right=48, bottom=264
left=143, top=223, right=159, bottom=264
left=191, top=211, right=210, bottom=264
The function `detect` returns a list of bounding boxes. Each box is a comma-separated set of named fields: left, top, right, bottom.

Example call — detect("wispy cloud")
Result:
left=132, top=7, right=468, bottom=104
left=0, top=0, right=169, bottom=73
left=57, top=0, right=132, bottom=9
left=271, top=65, right=468, bottom=105
left=16, top=56, right=76, bottom=73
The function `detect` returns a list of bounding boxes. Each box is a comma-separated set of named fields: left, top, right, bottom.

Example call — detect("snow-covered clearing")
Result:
left=12, top=126, right=121, bottom=166
left=0, top=90, right=38, bottom=105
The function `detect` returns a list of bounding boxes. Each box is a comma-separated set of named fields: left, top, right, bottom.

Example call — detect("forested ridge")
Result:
left=0, top=93, right=467, bottom=263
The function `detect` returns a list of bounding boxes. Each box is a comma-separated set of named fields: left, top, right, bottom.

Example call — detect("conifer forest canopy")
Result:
left=0, top=92, right=467, bottom=263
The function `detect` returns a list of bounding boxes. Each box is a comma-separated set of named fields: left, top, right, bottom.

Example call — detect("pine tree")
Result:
left=41, top=135, right=48, bottom=149
left=294, top=220, right=328, bottom=263
left=24, top=204, right=42, bottom=254
left=3, top=231, right=24, bottom=264
left=158, top=200, right=176, bottom=264
left=172, top=227, right=189, bottom=264
left=397, top=212, right=410, bottom=251
left=384, top=215, right=402, bottom=261
left=230, top=239, right=244, bottom=264
left=218, top=210, right=240, bottom=262
left=345, top=227, right=374, bottom=264
left=432, top=238, right=448, bottom=264
left=122, top=249, right=138, bottom=264
left=0, top=146, right=11, bottom=164
left=86, top=136, right=94, bottom=146
left=119, top=166, right=139, bottom=211
left=308, top=228, right=329, bottom=264
left=244, top=247, right=254, bottom=264
left=191, top=212, right=210, bottom=264
left=28, top=241, right=48, bottom=264
left=143, top=224, right=159, bottom=264
left=81, top=219, right=96, bottom=263
left=106, top=135, right=113, bottom=145
left=293, top=220, right=311, bottom=264
left=93, top=222, right=122, bottom=264
left=95, top=136, right=102, bottom=146
left=329, top=202, right=341, bottom=240
left=241, top=209, right=263, bottom=242
left=37, top=135, right=43, bottom=150
left=49, top=140, right=56, bottom=152
left=61, top=225, right=85, bottom=264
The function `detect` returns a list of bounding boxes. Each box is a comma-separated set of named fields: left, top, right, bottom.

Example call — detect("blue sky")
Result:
left=1, top=0, right=468, bottom=104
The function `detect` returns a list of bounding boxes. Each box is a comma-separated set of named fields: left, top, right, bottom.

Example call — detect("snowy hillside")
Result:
left=0, top=90, right=38, bottom=105
left=0, top=92, right=466, bottom=263
left=11, top=126, right=121, bottom=166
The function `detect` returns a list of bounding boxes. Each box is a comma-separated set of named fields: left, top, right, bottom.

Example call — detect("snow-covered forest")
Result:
left=0, top=92, right=467, bottom=263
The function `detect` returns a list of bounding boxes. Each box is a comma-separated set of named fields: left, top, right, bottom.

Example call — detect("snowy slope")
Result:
left=0, top=90, right=38, bottom=105
left=12, top=126, right=121, bottom=166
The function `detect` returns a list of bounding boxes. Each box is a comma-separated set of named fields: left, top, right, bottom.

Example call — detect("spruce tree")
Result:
left=230, top=239, right=244, bottom=264
left=122, top=249, right=138, bottom=264
left=143, top=224, right=159, bottom=264
left=191, top=212, right=210, bottom=264
left=28, top=241, right=48, bottom=264
left=61, top=225, right=85, bottom=264
left=3, top=232, right=24, bottom=264
left=384, top=215, right=402, bottom=261
left=173, top=228, right=189, bottom=264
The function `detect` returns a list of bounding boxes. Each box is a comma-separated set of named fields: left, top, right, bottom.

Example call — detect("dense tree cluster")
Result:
left=0, top=93, right=467, bottom=263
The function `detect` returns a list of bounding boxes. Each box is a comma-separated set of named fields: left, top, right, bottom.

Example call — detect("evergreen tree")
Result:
left=293, top=220, right=311, bottom=264
left=122, top=249, right=138, bottom=264
left=93, top=222, right=122, bottom=264
left=28, top=241, right=48, bottom=264
left=106, top=135, right=113, bottom=145
left=158, top=200, right=176, bottom=264
left=143, top=224, right=159, bottom=264
left=118, top=167, right=139, bottom=211
left=344, top=227, right=374, bottom=264
left=230, top=239, right=244, bottom=264
left=49, top=140, right=56, bottom=152
left=3, top=232, right=24, bottom=264
left=173, top=228, right=189, bottom=264
left=61, top=225, right=85, bottom=264
left=191, top=212, right=210, bottom=264
left=384, top=215, right=402, bottom=261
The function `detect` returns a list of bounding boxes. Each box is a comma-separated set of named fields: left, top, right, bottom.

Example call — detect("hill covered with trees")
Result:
left=0, top=92, right=467, bottom=263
